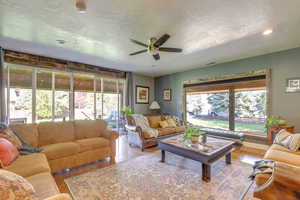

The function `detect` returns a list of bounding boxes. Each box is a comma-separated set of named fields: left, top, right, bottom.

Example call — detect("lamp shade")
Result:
left=149, top=101, right=160, bottom=110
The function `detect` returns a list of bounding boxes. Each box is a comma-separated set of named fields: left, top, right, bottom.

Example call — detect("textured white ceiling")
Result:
left=1, top=0, right=300, bottom=77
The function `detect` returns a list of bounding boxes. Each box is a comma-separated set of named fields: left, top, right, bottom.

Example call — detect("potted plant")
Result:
left=265, top=115, right=287, bottom=128
left=121, top=107, right=134, bottom=123
left=182, top=126, right=206, bottom=144
left=121, top=107, right=134, bottom=116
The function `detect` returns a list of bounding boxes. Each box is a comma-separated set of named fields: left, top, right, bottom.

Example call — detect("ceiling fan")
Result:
left=129, top=34, right=183, bottom=61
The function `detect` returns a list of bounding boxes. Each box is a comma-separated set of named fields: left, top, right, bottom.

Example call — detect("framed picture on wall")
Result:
left=136, top=85, right=149, bottom=104
left=163, top=89, right=172, bottom=101
left=286, top=78, right=300, bottom=93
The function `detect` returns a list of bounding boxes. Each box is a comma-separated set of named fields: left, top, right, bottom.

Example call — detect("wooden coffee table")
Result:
left=158, top=134, right=235, bottom=182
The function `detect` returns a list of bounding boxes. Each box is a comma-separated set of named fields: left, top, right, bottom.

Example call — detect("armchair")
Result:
left=254, top=162, right=300, bottom=200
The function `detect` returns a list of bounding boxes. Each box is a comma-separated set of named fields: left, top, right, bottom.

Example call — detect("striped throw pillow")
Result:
left=274, top=129, right=300, bottom=151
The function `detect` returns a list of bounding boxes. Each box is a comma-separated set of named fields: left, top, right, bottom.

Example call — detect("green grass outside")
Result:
left=190, top=118, right=266, bottom=133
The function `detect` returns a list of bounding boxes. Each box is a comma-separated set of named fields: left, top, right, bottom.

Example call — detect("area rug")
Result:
left=65, top=152, right=253, bottom=200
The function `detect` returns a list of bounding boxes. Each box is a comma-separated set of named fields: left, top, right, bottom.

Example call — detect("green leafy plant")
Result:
left=121, top=107, right=134, bottom=116
left=265, top=115, right=287, bottom=127
left=182, top=126, right=205, bottom=141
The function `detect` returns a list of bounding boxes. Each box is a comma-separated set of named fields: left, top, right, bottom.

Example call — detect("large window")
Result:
left=187, top=91, right=229, bottom=130
left=185, top=77, right=267, bottom=135
left=4, top=65, right=125, bottom=128
left=235, top=89, right=266, bottom=133
left=36, top=70, right=53, bottom=122
left=54, top=72, right=70, bottom=121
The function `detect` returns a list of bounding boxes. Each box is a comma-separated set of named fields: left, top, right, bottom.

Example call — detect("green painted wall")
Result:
left=155, top=47, right=300, bottom=131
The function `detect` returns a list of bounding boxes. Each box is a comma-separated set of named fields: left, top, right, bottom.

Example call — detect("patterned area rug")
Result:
left=65, top=152, right=253, bottom=200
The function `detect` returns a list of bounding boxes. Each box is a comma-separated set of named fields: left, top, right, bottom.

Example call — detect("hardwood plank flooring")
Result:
left=53, top=135, right=263, bottom=197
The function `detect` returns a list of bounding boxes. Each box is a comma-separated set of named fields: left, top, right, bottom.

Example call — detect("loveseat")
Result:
left=126, top=115, right=185, bottom=151
left=254, top=141, right=300, bottom=199
left=4, top=119, right=118, bottom=199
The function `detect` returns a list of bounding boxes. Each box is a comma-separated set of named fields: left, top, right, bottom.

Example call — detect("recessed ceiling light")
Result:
left=56, top=39, right=66, bottom=44
left=76, top=0, right=87, bottom=13
left=263, top=29, right=273, bottom=36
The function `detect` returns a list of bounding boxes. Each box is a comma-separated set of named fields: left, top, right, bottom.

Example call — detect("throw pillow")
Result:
left=0, top=138, right=19, bottom=168
left=274, top=129, right=300, bottom=151
left=159, top=121, right=169, bottom=128
left=165, top=115, right=181, bottom=126
left=0, top=128, right=23, bottom=149
left=13, top=130, right=43, bottom=155
left=0, top=169, right=38, bottom=200
left=166, top=118, right=177, bottom=128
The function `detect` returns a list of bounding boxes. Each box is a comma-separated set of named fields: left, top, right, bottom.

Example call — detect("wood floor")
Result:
left=54, top=135, right=263, bottom=197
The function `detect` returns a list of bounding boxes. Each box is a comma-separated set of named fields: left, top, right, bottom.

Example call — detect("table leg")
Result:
left=202, top=163, right=211, bottom=182
left=226, top=152, right=231, bottom=164
left=161, top=150, right=165, bottom=162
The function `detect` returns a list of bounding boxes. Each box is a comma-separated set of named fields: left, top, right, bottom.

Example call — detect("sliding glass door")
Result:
left=8, top=67, right=33, bottom=124
left=5, top=65, right=125, bottom=128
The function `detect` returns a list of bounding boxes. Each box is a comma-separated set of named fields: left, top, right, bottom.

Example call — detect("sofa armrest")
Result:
left=101, top=129, right=119, bottom=141
left=44, top=194, right=72, bottom=200
left=101, top=129, right=119, bottom=163
left=254, top=162, right=300, bottom=199
left=125, top=125, right=145, bottom=138
left=125, top=125, right=142, bottom=132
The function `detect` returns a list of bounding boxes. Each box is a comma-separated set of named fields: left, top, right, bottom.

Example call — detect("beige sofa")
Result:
left=126, top=115, right=185, bottom=151
left=4, top=120, right=118, bottom=199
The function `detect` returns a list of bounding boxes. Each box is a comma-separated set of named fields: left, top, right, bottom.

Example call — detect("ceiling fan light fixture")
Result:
left=76, top=0, right=87, bottom=13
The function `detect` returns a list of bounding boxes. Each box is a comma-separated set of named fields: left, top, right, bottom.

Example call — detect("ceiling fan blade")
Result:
left=129, top=49, right=148, bottom=56
left=159, top=47, right=182, bottom=53
left=153, top=53, right=160, bottom=61
left=130, top=39, right=148, bottom=48
left=154, top=34, right=170, bottom=47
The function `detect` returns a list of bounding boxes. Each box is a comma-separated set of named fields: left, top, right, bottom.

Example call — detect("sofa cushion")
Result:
left=164, top=115, right=182, bottom=126
left=147, top=115, right=162, bottom=128
left=0, top=169, right=38, bottom=200
left=74, top=120, right=107, bottom=139
left=76, top=137, right=110, bottom=152
left=166, top=118, right=177, bottom=128
left=264, top=149, right=300, bottom=167
left=175, top=126, right=186, bottom=133
left=158, top=120, right=169, bottom=128
left=6, top=153, right=50, bottom=178
left=10, top=124, right=39, bottom=147
left=158, top=127, right=177, bottom=136
left=38, top=122, right=75, bottom=146
left=26, top=172, right=60, bottom=200
left=42, top=142, right=80, bottom=160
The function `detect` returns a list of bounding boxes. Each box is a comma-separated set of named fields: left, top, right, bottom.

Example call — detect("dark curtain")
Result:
left=125, top=72, right=134, bottom=112
left=0, top=47, right=7, bottom=123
